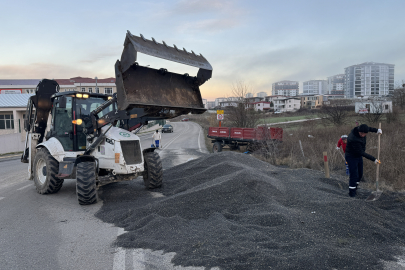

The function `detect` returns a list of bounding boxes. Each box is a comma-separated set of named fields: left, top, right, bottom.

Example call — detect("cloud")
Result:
left=178, top=18, right=240, bottom=34
left=165, top=0, right=248, bottom=34
left=171, top=0, right=231, bottom=14
left=80, top=51, right=119, bottom=64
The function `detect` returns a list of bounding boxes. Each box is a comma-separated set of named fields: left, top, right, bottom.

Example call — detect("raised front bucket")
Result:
left=115, top=63, right=205, bottom=113
left=115, top=31, right=212, bottom=117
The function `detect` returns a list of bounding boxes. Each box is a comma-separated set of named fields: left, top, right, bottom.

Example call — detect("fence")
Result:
left=0, top=132, right=25, bottom=154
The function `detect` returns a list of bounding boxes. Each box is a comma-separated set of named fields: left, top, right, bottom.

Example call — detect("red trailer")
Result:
left=207, top=126, right=283, bottom=153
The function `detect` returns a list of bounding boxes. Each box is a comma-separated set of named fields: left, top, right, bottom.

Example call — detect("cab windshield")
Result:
left=75, top=97, right=114, bottom=150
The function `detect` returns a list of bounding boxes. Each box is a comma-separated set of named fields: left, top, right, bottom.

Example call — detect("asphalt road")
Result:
left=0, top=121, right=209, bottom=270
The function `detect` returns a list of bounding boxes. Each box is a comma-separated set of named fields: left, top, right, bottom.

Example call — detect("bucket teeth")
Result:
left=123, top=31, right=212, bottom=71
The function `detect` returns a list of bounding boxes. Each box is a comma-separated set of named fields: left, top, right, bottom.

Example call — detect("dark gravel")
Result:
left=96, top=151, right=405, bottom=270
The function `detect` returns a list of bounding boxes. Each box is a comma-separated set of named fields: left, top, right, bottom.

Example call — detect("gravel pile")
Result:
left=96, top=152, right=405, bottom=270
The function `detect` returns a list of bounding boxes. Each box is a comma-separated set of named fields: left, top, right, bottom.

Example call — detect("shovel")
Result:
left=366, top=123, right=382, bottom=201
left=337, top=150, right=350, bottom=176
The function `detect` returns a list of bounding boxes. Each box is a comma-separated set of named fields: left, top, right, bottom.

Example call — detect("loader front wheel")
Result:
left=76, top=162, right=98, bottom=205
left=143, top=152, right=163, bottom=189
left=33, top=148, right=64, bottom=194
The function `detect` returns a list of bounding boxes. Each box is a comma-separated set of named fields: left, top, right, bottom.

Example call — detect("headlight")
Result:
left=72, top=119, right=83, bottom=125
left=76, top=93, right=83, bottom=98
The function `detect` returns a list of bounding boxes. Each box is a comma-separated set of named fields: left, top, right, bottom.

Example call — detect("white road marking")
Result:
left=163, top=124, right=190, bottom=150
left=0, top=197, right=4, bottom=201
left=132, top=249, right=146, bottom=270
left=17, top=184, right=32, bottom=191
left=113, top=228, right=126, bottom=270
left=197, top=125, right=201, bottom=151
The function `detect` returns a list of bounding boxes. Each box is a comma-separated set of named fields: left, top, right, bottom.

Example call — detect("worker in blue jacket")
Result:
left=345, top=124, right=382, bottom=197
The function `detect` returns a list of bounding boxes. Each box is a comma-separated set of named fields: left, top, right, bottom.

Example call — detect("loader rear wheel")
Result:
left=143, top=152, right=163, bottom=189
left=76, top=162, right=98, bottom=205
left=212, top=142, right=223, bottom=153
left=33, top=148, right=64, bottom=194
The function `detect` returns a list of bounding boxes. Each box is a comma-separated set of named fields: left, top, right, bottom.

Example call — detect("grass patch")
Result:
left=258, top=115, right=319, bottom=125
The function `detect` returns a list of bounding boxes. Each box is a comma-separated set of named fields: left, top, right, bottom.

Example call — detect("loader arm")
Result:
left=115, top=31, right=212, bottom=117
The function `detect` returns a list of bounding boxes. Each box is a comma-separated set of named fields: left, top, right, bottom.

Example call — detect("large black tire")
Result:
left=76, top=162, right=98, bottom=205
left=33, top=148, right=64, bottom=194
left=143, top=152, right=163, bottom=189
left=212, top=142, right=223, bottom=153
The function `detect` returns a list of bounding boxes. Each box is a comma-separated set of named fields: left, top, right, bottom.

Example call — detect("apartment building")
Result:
left=272, top=81, right=299, bottom=96
left=303, top=80, right=327, bottom=95
left=215, top=97, right=227, bottom=107
left=327, top=74, right=345, bottom=95
left=274, top=97, right=301, bottom=112
left=207, top=101, right=216, bottom=109
left=344, top=62, right=394, bottom=98
left=300, top=95, right=323, bottom=109
left=0, top=77, right=117, bottom=95
left=264, top=95, right=286, bottom=103
left=252, top=101, right=272, bottom=111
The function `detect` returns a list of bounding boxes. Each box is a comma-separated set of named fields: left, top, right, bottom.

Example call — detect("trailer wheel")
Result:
left=76, top=162, right=98, bottom=205
left=212, top=142, right=223, bottom=153
left=143, top=152, right=163, bottom=189
left=33, top=148, right=64, bottom=194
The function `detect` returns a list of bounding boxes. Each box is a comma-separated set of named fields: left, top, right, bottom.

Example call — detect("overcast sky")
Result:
left=1, top=0, right=405, bottom=100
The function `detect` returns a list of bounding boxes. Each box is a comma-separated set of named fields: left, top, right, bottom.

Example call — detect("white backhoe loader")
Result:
left=21, top=31, right=212, bottom=205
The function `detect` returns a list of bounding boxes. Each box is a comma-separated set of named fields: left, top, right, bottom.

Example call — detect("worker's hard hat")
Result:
left=341, top=135, right=348, bottom=139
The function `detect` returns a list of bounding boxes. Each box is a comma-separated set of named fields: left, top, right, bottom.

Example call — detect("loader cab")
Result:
left=50, top=92, right=114, bottom=152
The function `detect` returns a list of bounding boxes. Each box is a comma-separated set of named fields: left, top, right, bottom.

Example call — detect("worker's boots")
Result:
left=349, top=188, right=356, bottom=197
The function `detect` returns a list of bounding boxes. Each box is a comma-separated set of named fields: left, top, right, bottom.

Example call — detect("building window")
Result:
left=0, top=114, right=14, bottom=130
left=385, top=105, right=389, bottom=110
left=81, top=88, right=86, bottom=92
left=95, top=87, right=99, bottom=93
left=105, top=88, right=113, bottom=94
left=88, top=88, right=92, bottom=93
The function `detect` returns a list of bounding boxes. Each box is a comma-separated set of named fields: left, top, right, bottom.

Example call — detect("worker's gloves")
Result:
left=377, top=129, right=382, bottom=135
left=336, top=147, right=340, bottom=150
left=374, top=159, right=381, bottom=164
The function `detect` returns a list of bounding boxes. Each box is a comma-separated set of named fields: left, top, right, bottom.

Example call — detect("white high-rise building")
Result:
left=256, top=92, right=267, bottom=98
left=245, top=93, right=253, bottom=98
left=272, top=81, right=299, bottom=96
left=344, top=62, right=394, bottom=98
left=303, top=80, right=327, bottom=95
left=327, top=74, right=345, bottom=95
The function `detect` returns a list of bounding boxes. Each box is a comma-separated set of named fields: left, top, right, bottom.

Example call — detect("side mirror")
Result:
left=59, top=96, right=66, bottom=109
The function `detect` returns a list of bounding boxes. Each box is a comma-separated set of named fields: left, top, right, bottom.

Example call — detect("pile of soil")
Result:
left=96, top=152, right=405, bottom=270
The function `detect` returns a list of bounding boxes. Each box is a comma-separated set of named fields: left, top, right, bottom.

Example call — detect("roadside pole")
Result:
left=217, top=110, right=224, bottom=127
left=323, top=151, right=330, bottom=178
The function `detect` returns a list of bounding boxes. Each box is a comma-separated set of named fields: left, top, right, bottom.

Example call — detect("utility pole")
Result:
left=95, top=77, right=98, bottom=93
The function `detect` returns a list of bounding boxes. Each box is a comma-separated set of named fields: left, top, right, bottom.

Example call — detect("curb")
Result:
left=0, top=153, right=21, bottom=162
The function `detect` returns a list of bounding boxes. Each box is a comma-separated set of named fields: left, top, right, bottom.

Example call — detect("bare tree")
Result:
left=319, top=100, right=352, bottom=126
left=391, top=82, right=405, bottom=109
left=225, top=81, right=260, bottom=128
left=361, top=99, right=385, bottom=123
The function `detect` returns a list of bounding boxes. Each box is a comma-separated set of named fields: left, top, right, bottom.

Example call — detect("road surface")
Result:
left=0, top=121, right=209, bottom=270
